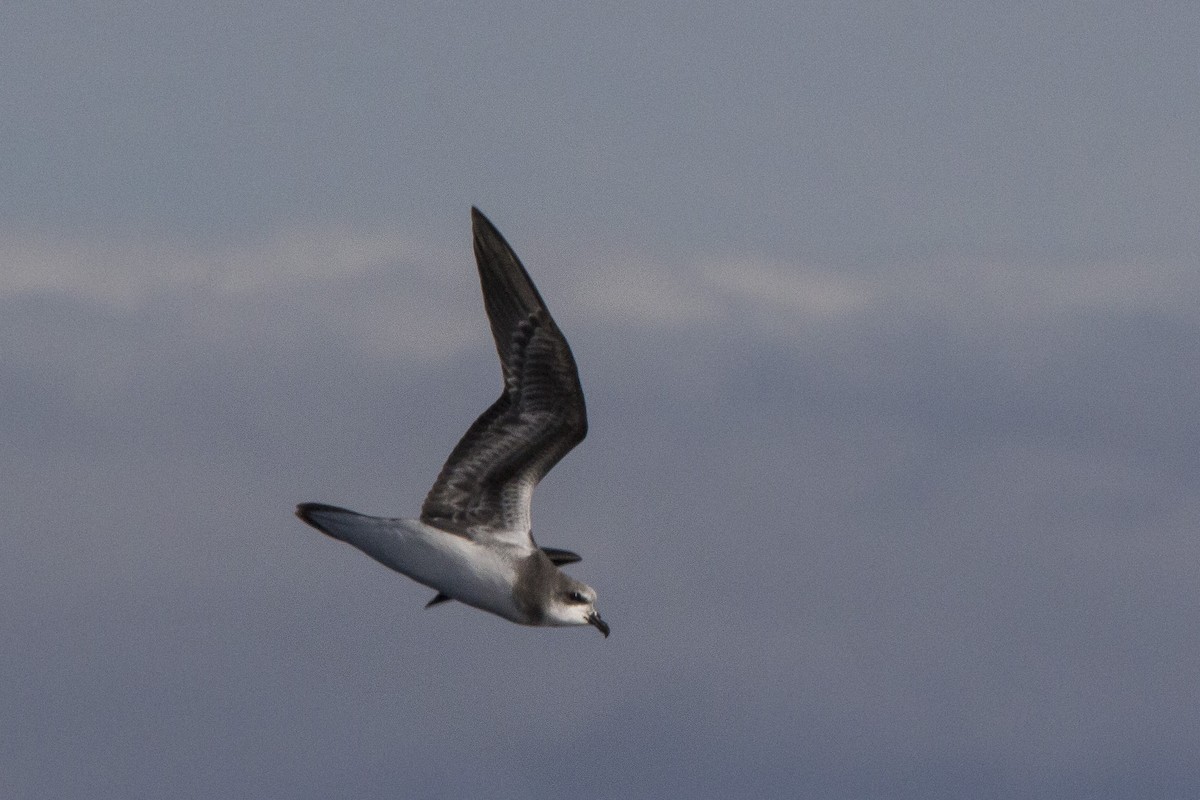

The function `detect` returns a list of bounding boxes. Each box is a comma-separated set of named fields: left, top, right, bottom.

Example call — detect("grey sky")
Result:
left=4, top=3, right=1199, bottom=798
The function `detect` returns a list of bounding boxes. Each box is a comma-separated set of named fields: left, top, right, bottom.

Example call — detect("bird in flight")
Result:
left=296, top=208, right=607, bottom=636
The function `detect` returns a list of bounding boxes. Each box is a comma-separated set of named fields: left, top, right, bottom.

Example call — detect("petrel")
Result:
left=296, top=208, right=608, bottom=637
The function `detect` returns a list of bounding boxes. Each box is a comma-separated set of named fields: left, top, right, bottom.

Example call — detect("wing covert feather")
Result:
left=420, top=209, right=587, bottom=538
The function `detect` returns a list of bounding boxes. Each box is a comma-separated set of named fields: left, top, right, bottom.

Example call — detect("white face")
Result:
left=544, top=583, right=608, bottom=636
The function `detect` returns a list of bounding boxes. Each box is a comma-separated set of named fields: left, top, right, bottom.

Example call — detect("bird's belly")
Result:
left=358, top=519, right=526, bottom=622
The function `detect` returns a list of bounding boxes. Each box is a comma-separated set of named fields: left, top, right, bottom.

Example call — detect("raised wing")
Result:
left=419, top=208, right=587, bottom=542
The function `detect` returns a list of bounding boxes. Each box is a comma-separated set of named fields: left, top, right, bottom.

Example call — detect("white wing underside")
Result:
left=299, top=506, right=528, bottom=622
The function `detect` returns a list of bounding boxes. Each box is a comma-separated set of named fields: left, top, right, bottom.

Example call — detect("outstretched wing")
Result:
left=419, top=208, right=587, bottom=544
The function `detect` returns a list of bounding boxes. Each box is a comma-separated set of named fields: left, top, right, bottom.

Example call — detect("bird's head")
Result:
left=543, top=577, right=609, bottom=637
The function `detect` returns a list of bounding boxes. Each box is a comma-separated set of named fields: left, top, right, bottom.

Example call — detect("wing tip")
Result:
left=295, top=502, right=363, bottom=540
left=471, top=206, right=496, bottom=236
left=541, top=547, right=583, bottom=566
left=295, top=501, right=356, bottom=520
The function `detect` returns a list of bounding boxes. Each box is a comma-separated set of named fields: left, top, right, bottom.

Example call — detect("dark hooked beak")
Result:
left=587, top=610, right=610, bottom=638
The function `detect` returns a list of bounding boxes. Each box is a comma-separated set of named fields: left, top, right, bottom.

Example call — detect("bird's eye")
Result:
left=567, top=591, right=587, bottom=604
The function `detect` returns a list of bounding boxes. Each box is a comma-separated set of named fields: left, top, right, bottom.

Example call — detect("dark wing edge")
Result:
left=469, top=207, right=552, bottom=381
left=418, top=209, right=587, bottom=534
left=295, top=502, right=364, bottom=542
left=540, top=547, right=582, bottom=566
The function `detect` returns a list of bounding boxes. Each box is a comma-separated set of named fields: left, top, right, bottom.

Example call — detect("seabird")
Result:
left=296, top=208, right=608, bottom=637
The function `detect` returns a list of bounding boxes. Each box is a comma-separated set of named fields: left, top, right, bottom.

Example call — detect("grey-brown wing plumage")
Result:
left=419, top=208, right=587, bottom=539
